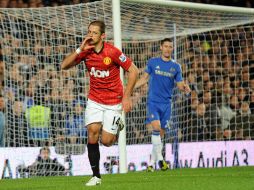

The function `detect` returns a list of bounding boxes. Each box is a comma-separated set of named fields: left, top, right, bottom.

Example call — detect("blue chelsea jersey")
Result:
left=145, top=57, right=183, bottom=103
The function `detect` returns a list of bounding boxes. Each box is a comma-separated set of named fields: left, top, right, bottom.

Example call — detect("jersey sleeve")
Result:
left=74, top=50, right=90, bottom=63
left=145, top=59, right=152, bottom=74
left=112, top=47, right=132, bottom=71
left=175, top=64, right=183, bottom=82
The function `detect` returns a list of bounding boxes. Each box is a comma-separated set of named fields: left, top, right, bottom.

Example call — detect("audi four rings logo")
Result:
left=103, top=57, right=112, bottom=65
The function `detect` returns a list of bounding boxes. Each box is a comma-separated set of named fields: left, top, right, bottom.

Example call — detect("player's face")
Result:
left=160, top=41, right=173, bottom=59
left=40, top=150, right=50, bottom=160
left=87, top=25, right=105, bottom=45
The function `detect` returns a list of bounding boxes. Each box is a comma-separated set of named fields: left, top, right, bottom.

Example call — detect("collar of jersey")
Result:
left=160, top=57, right=172, bottom=63
left=93, top=42, right=104, bottom=54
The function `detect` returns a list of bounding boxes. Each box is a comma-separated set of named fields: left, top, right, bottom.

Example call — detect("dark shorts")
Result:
left=147, top=101, right=171, bottom=129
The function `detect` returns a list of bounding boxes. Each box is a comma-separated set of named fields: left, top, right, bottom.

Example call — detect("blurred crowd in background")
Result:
left=0, top=0, right=253, bottom=148
left=0, top=0, right=253, bottom=8
left=178, top=0, right=254, bottom=8
left=0, top=0, right=99, bottom=8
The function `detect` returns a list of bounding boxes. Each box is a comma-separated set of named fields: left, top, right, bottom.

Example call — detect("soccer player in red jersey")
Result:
left=62, top=20, right=138, bottom=186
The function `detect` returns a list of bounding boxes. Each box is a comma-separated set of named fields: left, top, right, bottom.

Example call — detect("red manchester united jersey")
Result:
left=75, top=42, right=132, bottom=105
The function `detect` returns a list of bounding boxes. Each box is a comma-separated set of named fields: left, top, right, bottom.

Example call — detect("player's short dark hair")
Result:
left=40, top=147, right=50, bottom=154
left=89, top=20, right=106, bottom=34
left=161, top=38, right=173, bottom=45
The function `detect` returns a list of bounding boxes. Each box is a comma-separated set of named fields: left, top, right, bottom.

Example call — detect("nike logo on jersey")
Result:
left=90, top=67, right=109, bottom=78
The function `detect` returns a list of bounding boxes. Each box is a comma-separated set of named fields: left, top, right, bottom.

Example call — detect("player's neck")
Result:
left=94, top=41, right=104, bottom=53
left=161, top=55, right=171, bottom=62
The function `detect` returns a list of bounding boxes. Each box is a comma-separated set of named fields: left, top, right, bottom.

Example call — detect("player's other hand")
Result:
left=184, top=83, right=191, bottom=94
left=80, top=37, right=95, bottom=51
left=122, top=95, right=132, bottom=113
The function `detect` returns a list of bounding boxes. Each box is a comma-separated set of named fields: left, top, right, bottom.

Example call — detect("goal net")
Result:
left=0, top=0, right=254, bottom=177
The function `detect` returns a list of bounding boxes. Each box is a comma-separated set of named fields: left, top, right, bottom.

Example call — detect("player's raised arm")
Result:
left=61, top=37, right=94, bottom=70
left=122, top=62, right=139, bottom=113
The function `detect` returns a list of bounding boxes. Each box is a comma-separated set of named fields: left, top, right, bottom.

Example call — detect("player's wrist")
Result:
left=123, top=94, right=131, bottom=99
left=75, top=47, right=82, bottom=55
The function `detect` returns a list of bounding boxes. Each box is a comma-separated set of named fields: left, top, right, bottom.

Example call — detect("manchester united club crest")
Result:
left=103, top=57, right=112, bottom=65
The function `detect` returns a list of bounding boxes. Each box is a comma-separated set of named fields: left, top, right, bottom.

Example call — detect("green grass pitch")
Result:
left=1, top=167, right=253, bottom=190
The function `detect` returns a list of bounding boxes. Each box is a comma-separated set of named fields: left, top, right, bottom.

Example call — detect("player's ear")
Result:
left=101, top=33, right=106, bottom=40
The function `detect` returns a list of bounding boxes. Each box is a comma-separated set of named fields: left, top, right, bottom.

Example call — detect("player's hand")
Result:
left=184, top=83, right=191, bottom=94
left=122, top=95, right=132, bottom=113
left=80, top=37, right=95, bottom=51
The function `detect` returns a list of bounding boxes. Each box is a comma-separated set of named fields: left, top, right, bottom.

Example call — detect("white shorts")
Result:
left=85, top=99, right=123, bottom=135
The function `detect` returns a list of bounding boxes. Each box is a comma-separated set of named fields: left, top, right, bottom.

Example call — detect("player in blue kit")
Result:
left=135, top=38, right=191, bottom=172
